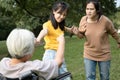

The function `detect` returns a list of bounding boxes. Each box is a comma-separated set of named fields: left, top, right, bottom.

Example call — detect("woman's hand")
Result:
left=71, top=25, right=79, bottom=35
left=56, top=34, right=65, bottom=67
left=57, top=34, right=65, bottom=44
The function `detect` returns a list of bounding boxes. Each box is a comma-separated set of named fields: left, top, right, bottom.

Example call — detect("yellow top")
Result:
left=43, top=20, right=64, bottom=50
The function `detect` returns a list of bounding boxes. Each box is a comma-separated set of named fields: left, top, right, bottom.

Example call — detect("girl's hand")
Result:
left=34, top=38, right=44, bottom=46
left=65, top=27, right=73, bottom=33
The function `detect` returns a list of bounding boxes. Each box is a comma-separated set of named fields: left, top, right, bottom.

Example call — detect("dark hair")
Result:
left=86, top=0, right=102, bottom=17
left=49, top=1, right=69, bottom=31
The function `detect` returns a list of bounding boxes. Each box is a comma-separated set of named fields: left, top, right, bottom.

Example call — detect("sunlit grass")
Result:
left=0, top=36, right=120, bottom=80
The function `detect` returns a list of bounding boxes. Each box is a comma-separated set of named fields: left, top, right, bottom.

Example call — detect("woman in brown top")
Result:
left=72, top=0, right=120, bottom=80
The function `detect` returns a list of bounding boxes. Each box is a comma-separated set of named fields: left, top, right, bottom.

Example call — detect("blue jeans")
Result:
left=84, top=58, right=110, bottom=80
left=42, top=49, right=71, bottom=80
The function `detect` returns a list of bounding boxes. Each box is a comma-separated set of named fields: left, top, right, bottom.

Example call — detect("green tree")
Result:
left=0, top=0, right=117, bottom=31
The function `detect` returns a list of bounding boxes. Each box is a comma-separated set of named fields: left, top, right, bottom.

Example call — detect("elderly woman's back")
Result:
left=0, top=28, right=65, bottom=80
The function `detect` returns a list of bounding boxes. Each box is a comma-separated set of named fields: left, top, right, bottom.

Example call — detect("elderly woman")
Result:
left=0, top=28, right=65, bottom=80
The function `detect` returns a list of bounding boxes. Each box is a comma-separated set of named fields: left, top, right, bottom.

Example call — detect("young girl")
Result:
left=36, top=1, right=71, bottom=80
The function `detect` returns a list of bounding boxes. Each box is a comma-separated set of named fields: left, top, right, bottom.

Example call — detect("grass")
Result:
left=0, top=41, right=9, bottom=59
left=0, top=36, right=120, bottom=80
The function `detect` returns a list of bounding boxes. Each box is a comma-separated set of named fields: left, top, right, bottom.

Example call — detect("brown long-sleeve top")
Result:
left=78, top=15, right=120, bottom=61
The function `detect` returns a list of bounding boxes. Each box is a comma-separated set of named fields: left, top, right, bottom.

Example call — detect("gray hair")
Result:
left=6, top=28, right=35, bottom=59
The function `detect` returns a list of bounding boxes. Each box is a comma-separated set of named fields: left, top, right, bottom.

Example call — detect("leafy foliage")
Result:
left=109, top=11, right=120, bottom=29
left=0, top=0, right=118, bottom=38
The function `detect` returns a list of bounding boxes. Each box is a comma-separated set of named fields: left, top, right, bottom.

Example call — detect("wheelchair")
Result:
left=0, top=70, right=72, bottom=80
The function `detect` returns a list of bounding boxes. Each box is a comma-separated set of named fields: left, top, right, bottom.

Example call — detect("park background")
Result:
left=0, top=0, right=120, bottom=80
